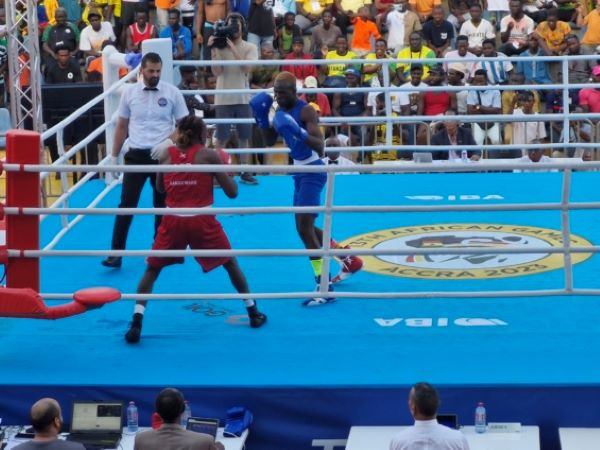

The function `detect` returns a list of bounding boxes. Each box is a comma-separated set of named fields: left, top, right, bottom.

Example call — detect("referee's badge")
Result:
left=158, top=97, right=167, bottom=107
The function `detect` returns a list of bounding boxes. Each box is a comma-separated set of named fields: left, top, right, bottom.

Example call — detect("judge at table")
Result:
left=134, top=388, right=224, bottom=450
left=389, top=382, right=470, bottom=450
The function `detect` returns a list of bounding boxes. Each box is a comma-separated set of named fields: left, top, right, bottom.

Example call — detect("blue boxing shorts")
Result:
left=292, top=160, right=327, bottom=216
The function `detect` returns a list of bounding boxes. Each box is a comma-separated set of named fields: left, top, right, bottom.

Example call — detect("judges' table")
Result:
left=2, top=427, right=247, bottom=450
left=345, top=425, right=540, bottom=450
left=559, top=427, right=600, bottom=450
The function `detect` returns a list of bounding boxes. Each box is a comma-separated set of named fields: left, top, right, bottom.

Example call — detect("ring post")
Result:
left=6, top=130, right=40, bottom=291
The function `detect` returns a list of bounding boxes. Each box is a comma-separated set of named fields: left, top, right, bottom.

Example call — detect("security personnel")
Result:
left=102, top=52, right=189, bottom=268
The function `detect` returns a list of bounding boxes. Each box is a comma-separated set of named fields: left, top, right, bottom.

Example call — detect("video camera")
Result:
left=211, top=18, right=239, bottom=49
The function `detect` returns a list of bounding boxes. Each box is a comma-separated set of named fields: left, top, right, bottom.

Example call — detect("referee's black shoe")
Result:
left=125, top=313, right=143, bottom=343
left=101, top=256, right=122, bottom=268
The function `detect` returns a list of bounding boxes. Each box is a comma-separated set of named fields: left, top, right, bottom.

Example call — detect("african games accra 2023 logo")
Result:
left=342, top=223, right=593, bottom=279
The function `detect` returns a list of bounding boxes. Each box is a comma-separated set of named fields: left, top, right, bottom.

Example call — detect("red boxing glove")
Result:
left=217, top=148, right=234, bottom=176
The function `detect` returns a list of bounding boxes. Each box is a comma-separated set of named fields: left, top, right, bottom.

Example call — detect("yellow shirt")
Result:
left=325, top=50, right=358, bottom=76
left=299, top=0, right=333, bottom=15
left=582, top=10, right=600, bottom=45
left=363, top=52, right=396, bottom=84
left=535, top=21, right=571, bottom=52
left=112, top=0, right=121, bottom=18
left=45, top=0, right=59, bottom=25
left=82, top=0, right=121, bottom=25
left=340, top=0, right=372, bottom=13
left=396, top=46, right=436, bottom=79
left=409, top=0, right=441, bottom=16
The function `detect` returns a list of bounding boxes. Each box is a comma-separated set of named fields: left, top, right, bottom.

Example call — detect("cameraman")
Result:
left=208, top=13, right=260, bottom=185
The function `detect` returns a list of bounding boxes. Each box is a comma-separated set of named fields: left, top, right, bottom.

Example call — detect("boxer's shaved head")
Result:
left=274, top=71, right=296, bottom=86
left=274, top=72, right=298, bottom=109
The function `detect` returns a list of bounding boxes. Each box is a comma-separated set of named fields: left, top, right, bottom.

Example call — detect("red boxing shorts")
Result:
left=147, top=214, right=231, bottom=272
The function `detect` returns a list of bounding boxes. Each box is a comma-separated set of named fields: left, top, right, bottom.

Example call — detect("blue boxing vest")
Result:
left=278, top=100, right=320, bottom=165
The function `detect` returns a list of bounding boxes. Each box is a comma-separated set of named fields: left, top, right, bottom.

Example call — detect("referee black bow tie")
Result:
left=328, top=160, right=338, bottom=164
left=144, top=87, right=158, bottom=91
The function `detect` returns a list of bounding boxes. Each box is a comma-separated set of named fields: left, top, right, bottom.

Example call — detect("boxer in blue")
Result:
left=250, top=71, right=362, bottom=306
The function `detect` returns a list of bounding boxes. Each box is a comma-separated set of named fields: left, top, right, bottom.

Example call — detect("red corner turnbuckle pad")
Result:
left=0, top=202, right=4, bottom=220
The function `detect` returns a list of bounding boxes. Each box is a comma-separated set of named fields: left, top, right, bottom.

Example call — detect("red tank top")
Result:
left=129, top=23, right=155, bottom=46
left=164, top=145, right=214, bottom=209
left=423, top=91, right=451, bottom=116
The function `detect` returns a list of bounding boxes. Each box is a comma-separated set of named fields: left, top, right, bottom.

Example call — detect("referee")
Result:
left=102, top=52, right=189, bottom=268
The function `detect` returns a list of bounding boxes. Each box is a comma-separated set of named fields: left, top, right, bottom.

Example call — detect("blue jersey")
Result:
left=278, top=100, right=320, bottom=164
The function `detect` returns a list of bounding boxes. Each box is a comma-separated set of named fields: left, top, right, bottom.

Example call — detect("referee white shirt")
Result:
left=389, top=419, right=470, bottom=450
left=321, top=155, right=357, bottom=175
left=117, top=80, right=189, bottom=150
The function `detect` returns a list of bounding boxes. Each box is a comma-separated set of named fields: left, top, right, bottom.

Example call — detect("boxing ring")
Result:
left=2, top=43, right=600, bottom=450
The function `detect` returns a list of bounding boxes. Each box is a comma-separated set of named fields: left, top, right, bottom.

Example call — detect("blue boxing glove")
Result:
left=125, top=52, right=142, bottom=69
left=273, top=110, right=311, bottom=160
left=249, top=92, right=273, bottom=129
left=273, top=110, right=308, bottom=144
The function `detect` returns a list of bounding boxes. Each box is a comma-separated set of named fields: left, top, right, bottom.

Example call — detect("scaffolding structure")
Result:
left=5, top=0, right=42, bottom=133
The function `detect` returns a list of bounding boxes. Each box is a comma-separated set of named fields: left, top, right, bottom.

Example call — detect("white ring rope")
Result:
left=10, top=246, right=600, bottom=258
left=39, top=288, right=586, bottom=301
left=7, top=161, right=600, bottom=173
left=10, top=202, right=600, bottom=216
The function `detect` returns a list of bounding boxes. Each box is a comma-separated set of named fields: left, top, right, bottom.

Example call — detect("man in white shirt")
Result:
left=466, top=69, right=502, bottom=154
left=499, top=0, right=535, bottom=56
left=209, top=13, right=259, bottom=185
left=78, top=10, right=116, bottom=61
left=446, top=63, right=469, bottom=114
left=443, top=35, right=477, bottom=80
left=510, top=91, right=546, bottom=148
left=384, top=0, right=422, bottom=53
left=458, top=3, right=496, bottom=56
left=322, top=136, right=357, bottom=174
left=514, top=140, right=555, bottom=172
left=389, top=382, right=470, bottom=450
left=367, top=72, right=402, bottom=115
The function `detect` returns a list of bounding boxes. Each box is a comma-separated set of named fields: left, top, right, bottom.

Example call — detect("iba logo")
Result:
left=342, top=223, right=593, bottom=279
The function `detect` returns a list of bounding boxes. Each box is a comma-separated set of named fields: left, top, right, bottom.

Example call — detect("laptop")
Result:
left=437, top=414, right=459, bottom=430
left=66, top=401, right=123, bottom=450
left=186, top=417, right=219, bottom=439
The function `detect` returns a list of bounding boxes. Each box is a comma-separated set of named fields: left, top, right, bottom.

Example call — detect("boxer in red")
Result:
left=125, top=115, right=267, bottom=344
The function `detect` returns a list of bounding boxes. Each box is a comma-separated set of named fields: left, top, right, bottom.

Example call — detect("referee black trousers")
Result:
left=110, top=150, right=165, bottom=250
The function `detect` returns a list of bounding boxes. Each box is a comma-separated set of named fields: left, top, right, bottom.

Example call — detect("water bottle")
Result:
left=180, top=400, right=192, bottom=428
left=127, top=401, right=139, bottom=433
left=475, top=402, right=486, bottom=433
left=461, top=149, right=468, bottom=163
